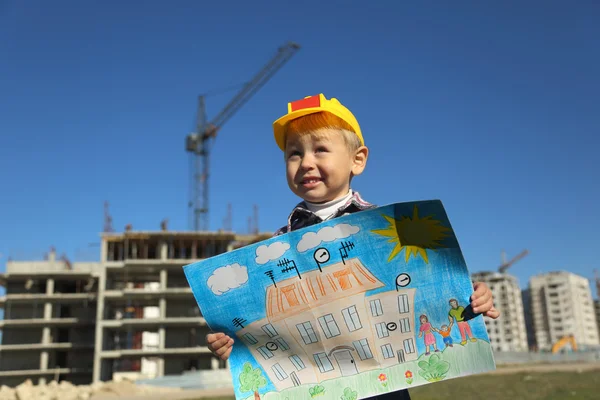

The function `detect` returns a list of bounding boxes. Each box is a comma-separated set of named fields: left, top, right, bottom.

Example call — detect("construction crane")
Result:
left=498, top=249, right=529, bottom=274
left=103, top=201, right=114, bottom=233
left=186, top=42, right=301, bottom=231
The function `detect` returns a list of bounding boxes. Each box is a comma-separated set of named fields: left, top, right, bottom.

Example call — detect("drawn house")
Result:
left=235, top=258, right=417, bottom=391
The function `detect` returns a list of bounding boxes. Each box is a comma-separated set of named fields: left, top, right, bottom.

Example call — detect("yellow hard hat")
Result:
left=272, top=93, right=364, bottom=151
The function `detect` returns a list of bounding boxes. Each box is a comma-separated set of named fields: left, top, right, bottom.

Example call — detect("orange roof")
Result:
left=266, top=258, right=384, bottom=322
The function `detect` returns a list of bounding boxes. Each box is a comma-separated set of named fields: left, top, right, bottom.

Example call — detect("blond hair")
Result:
left=284, top=112, right=362, bottom=152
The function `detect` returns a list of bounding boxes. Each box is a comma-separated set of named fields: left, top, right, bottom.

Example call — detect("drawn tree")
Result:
left=239, top=362, right=267, bottom=399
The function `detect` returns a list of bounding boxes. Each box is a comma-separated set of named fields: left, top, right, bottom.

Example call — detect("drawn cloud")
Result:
left=207, top=263, right=249, bottom=296
left=255, top=242, right=290, bottom=265
left=297, top=223, right=360, bottom=252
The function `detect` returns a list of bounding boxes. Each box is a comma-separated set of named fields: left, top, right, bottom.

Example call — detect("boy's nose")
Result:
left=300, top=154, right=316, bottom=169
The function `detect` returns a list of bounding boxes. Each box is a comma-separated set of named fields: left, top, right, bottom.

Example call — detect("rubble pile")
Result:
left=0, top=379, right=182, bottom=400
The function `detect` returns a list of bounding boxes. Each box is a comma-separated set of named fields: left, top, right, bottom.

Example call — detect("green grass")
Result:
left=409, top=370, right=600, bottom=399
left=194, top=370, right=600, bottom=400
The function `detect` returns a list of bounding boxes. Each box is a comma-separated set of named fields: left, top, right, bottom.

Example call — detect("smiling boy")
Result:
left=207, top=94, right=500, bottom=399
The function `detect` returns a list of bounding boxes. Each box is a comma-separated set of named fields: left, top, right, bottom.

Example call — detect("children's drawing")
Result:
left=183, top=200, right=496, bottom=400
left=207, top=263, right=249, bottom=295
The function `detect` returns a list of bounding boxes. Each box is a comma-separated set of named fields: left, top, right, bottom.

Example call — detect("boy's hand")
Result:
left=207, top=332, right=234, bottom=361
left=471, top=281, right=500, bottom=319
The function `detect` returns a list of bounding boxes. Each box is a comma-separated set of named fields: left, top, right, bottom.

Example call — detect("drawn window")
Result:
left=342, top=305, right=362, bottom=331
left=398, top=294, right=410, bottom=314
left=381, top=344, right=394, bottom=359
left=271, top=363, right=288, bottom=381
left=318, top=313, right=341, bottom=339
left=404, top=338, right=416, bottom=354
left=276, top=337, right=290, bottom=351
left=262, top=323, right=278, bottom=338
left=289, top=354, right=306, bottom=370
left=375, top=322, right=389, bottom=338
left=257, top=346, right=274, bottom=360
left=296, top=321, right=318, bottom=344
left=399, top=317, right=411, bottom=333
left=353, top=338, right=373, bottom=360
left=333, top=269, right=353, bottom=290
left=314, top=352, right=334, bottom=373
left=281, top=284, right=300, bottom=307
left=370, top=299, right=383, bottom=316
left=243, top=333, right=258, bottom=345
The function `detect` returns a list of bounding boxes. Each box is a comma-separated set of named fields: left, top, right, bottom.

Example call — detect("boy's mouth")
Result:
left=300, top=177, right=322, bottom=187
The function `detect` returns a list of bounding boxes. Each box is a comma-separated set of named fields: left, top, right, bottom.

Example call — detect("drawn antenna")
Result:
left=277, top=258, right=291, bottom=268
left=232, top=317, right=247, bottom=329
left=280, top=259, right=301, bottom=279
left=339, top=241, right=355, bottom=265
left=264, top=270, right=277, bottom=287
left=342, top=241, right=355, bottom=251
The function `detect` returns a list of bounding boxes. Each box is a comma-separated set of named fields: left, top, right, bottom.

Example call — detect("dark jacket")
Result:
left=274, top=191, right=411, bottom=400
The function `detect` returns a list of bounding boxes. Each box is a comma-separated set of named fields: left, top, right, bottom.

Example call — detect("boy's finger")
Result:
left=471, top=290, right=491, bottom=307
left=215, top=339, right=234, bottom=357
left=485, top=306, right=500, bottom=319
left=209, top=335, right=232, bottom=351
left=206, top=332, right=225, bottom=344
left=221, top=345, right=234, bottom=361
left=473, top=298, right=493, bottom=314
left=470, top=282, right=487, bottom=299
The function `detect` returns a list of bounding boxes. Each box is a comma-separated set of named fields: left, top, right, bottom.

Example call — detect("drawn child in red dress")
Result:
left=418, top=314, right=440, bottom=355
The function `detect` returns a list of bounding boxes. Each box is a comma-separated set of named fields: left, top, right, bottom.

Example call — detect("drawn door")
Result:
left=397, top=349, right=405, bottom=363
left=291, top=371, right=301, bottom=386
left=333, top=350, right=358, bottom=376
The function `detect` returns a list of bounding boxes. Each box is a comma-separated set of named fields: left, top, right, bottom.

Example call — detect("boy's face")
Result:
left=284, top=128, right=367, bottom=204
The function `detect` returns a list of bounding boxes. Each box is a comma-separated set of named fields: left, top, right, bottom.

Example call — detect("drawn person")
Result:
left=432, top=323, right=454, bottom=348
left=206, top=94, right=499, bottom=400
left=448, top=298, right=477, bottom=345
left=418, top=314, right=439, bottom=355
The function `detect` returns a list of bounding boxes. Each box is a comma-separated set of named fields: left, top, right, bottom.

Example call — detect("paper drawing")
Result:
left=183, top=200, right=496, bottom=400
left=207, top=264, right=249, bottom=296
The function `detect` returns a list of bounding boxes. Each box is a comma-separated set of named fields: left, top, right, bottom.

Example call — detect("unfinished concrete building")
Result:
left=93, top=230, right=269, bottom=383
left=0, top=230, right=269, bottom=387
left=0, top=251, right=100, bottom=387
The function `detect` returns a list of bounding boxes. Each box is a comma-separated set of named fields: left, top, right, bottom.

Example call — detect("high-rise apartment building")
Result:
left=595, top=299, right=600, bottom=339
left=529, top=271, right=599, bottom=351
left=471, top=271, right=528, bottom=352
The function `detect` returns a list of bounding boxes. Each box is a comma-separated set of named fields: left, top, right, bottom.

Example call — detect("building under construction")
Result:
left=0, top=41, right=300, bottom=388
left=0, top=230, right=269, bottom=387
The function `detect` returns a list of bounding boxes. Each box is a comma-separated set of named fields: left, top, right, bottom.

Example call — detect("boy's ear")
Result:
left=351, top=145, right=369, bottom=176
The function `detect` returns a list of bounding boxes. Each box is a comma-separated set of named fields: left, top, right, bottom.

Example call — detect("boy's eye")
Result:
left=287, top=150, right=301, bottom=159
left=316, top=146, right=328, bottom=153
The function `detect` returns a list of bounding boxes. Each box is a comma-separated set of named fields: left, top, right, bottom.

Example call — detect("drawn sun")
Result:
left=371, top=204, right=450, bottom=263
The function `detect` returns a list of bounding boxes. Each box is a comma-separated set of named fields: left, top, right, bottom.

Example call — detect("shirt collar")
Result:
left=285, top=190, right=374, bottom=232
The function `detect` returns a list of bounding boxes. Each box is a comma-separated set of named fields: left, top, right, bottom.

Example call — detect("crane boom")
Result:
left=186, top=42, right=301, bottom=231
left=498, top=249, right=529, bottom=274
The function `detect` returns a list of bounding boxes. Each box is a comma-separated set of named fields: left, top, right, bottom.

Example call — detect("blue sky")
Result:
left=1, top=1, right=599, bottom=298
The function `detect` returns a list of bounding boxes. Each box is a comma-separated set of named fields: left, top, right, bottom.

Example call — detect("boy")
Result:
left=207, top=94, right=500, bottom=399
left=433, top=324, right=454, bottom=348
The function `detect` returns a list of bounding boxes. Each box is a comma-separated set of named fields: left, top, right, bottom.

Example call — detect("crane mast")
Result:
left=186, top=42, right=300, bottom=231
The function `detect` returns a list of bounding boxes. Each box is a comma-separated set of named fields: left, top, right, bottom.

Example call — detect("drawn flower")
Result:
left=378, top=373, right=388, bottom=387
left=405, top=370, right=413, bottom=385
